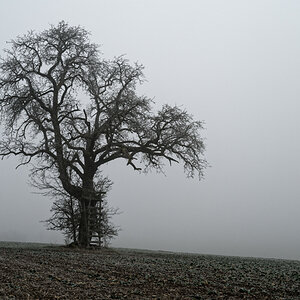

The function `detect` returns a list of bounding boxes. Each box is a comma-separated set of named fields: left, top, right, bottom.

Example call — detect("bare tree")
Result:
left=35, top=171, right=119, bottom=246
left=0, top=21, right=207, bottom=247
left=42, top=177, right=120, bottom=247
left=45, top=193, right=80, bottom=244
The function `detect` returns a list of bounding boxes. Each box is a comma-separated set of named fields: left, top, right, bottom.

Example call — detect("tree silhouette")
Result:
left=41, top=176, right=119, bottom=247
left=0, top=21, right=207, bottom=247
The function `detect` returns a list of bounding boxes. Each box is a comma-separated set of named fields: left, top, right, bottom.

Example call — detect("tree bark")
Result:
left=78, top=198, right=89, bottom=247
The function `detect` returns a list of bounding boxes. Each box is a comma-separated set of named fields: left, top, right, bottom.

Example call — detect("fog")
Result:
left=0, top=0, right=300, bottom=260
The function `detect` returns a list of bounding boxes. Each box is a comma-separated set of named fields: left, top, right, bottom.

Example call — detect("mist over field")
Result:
left=1, top=0, right=300, bottom=260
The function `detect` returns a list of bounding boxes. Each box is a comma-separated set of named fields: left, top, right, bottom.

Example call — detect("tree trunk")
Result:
left=77, top=155, right=105, bottom=247
left=69, top=196, right=78, bottom=244
left=78, top=198, right=90, bottom=247
left=78, top=177, right=100, bottom=247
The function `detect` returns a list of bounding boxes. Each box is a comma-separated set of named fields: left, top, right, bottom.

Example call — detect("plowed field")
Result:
left=0, top=242, right=299, bottom=299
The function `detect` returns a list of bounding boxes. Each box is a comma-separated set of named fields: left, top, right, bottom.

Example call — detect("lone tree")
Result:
left=0, top=22, right=207, bottom=247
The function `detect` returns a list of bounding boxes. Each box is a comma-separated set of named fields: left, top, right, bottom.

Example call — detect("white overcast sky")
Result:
left=0, top=0, right=300, bottom=260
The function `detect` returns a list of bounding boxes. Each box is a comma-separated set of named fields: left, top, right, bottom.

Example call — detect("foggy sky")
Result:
left=0, top=0, right=300, bottom=260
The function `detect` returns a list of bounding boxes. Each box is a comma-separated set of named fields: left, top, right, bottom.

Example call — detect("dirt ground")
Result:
left=0, top=243, right=299, bottom=299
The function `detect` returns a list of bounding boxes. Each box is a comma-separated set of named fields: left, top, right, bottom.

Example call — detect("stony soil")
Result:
left=0, top=243, right=299, bottom=299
